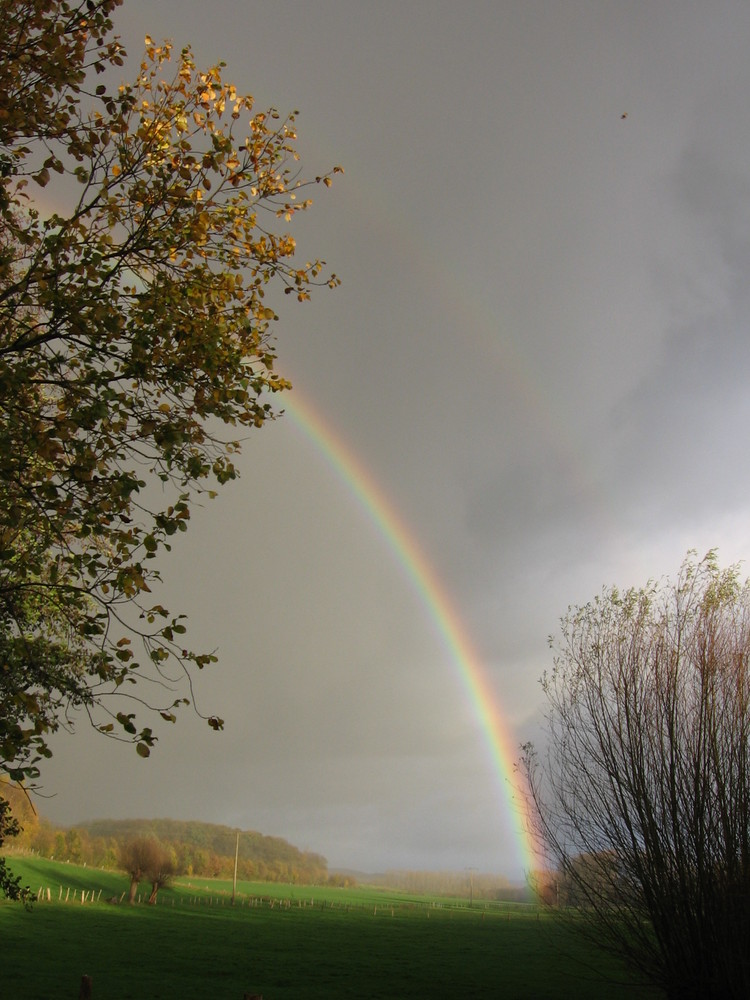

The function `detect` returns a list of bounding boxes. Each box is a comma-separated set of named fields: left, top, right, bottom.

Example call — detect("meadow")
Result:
left=1, top=857, right=661, bottom=999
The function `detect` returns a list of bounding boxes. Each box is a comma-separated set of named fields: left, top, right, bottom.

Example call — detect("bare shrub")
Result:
left=522, top=552, right=750, bottom=999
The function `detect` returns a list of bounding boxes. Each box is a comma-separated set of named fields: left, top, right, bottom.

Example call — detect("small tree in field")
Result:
left=522, top=552, right=750, bottom=999
left=120, top=836, right=153, bottom=903
left=146, top=846, right=175, bottom=905
left=120, top=835, right=172, bottom=904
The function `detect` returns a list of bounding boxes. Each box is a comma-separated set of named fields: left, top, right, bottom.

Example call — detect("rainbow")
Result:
left=281, top=389, right=543, bottom=877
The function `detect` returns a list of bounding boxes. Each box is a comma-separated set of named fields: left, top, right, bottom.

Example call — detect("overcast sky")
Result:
left=42, top=0, right=750, bottom=880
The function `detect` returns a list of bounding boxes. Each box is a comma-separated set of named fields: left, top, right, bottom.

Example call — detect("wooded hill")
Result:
left=2, top=782, right=527, bottom=896
left=0, top=782, right=328, bottom=884
left=79, top=818, right=328, bottom=884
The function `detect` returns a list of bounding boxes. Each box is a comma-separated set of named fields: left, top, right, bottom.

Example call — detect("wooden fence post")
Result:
left=79, top=974, right=93, bottom=998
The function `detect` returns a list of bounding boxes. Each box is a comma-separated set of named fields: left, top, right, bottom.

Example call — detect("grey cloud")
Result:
left=36, top=0, right=750, bottom=879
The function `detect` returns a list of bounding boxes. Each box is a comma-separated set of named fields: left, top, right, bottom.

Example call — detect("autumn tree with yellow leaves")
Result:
left=0, top=0, right=340, bottom=799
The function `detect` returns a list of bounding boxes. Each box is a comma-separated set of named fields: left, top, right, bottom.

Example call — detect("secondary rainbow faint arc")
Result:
left=281, top=389, right=542, bottom=876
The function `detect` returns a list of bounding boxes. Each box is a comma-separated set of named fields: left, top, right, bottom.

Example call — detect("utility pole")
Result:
left=466, top=867, right=477, bottom=908
left=232, top=830, right=240, bottom=905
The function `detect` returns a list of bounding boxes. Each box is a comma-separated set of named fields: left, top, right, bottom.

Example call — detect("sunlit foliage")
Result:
left=0, top=0, right=340, bottom=781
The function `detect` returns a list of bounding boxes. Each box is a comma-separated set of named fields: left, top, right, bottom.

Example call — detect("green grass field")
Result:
left=1, top=856, right=661, bottom=999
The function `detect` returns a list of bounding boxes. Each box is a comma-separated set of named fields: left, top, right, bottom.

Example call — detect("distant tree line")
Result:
left=370, top=869, right=531, bottom=902
left=1, top=789, right=329, bottom=885
left=532, top=853, right=622, bottom=910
